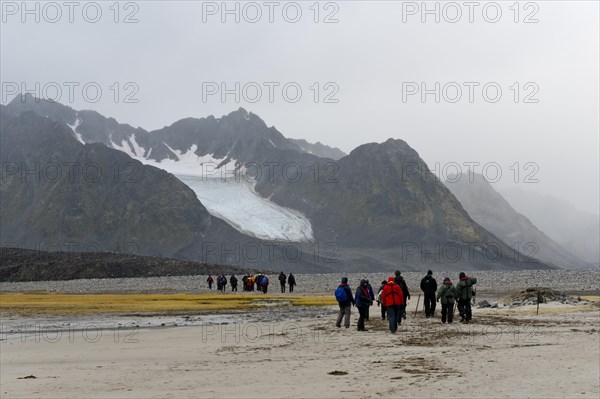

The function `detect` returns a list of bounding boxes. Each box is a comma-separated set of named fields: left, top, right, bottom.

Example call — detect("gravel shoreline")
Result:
left=1, top=269, right=598, bottom=294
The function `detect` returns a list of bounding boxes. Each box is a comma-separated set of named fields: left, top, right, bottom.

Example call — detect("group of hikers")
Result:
left=335, top=270, right=477, bottom=333
left=207, top=272, right=297, bottom=294
left=278, top=272, right=296, bottom=293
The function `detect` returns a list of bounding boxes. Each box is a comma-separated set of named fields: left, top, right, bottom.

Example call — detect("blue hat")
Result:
left=341, top=277, right=348, bottom=284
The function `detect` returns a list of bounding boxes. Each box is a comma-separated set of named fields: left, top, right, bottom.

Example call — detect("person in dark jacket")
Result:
left=455, top=272, right=477, bottom=322
left=279, top=272, right=287, bottom=293
left=420, top=270, right=438, bottom=318
left=355, top=279, right=373, bottom=331
left=381, top=276, right=405, bottom=333
left=335, top=277, right=354, bottom=328
left=436, top=277, right=456, bottom=323
left=288, top=273, right=296, bottom=293
left=376, top=280, right=388, bottom=320
left=394, top=270, right=410, bottom=319
left=364, top=279, right=375, bottom=321
left=207, top=275, right=213, bottom=290
left=230, top=275, right=238, bottom=292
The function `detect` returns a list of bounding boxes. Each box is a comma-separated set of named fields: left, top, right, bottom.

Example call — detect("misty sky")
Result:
left=1, top=1, right=599, bottom=215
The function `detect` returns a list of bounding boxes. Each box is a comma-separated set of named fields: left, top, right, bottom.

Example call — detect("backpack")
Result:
left=423, top=276, right=432, bottom=290
left=445, top=286, right=454, bottom=298
left=335, top=286, right=348, bottom=302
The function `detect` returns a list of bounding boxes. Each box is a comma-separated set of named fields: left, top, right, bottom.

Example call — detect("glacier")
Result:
left=109, top=136, right=314, bottom=242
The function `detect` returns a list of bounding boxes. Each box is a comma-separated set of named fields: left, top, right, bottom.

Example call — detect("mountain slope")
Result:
left=500, top=187, right=600, bottom=265
left=445, top=173, right=585, bottom=267
left=0, top=111, right=212, bottom=257
left=256, top=139, right=552, bottom=270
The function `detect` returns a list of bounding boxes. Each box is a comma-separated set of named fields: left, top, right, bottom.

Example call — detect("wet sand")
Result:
left=1, top=300, right=599, bottom=399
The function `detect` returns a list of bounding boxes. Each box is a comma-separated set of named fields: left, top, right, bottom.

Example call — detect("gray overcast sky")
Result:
left=1, top=1, right=599, bottom=215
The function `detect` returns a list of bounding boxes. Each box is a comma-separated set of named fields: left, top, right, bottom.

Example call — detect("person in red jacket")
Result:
left=381, top=276, right=405, bottom=333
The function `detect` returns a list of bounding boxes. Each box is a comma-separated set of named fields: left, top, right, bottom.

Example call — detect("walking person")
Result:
left=279, top=271, right=287, bottom=293
left=230, top=274, right=238, bottom=292
left=207, top=275, right=213, bottom=290
left=436, top=277, right=456, bottom=323
left=455, top=272, right=477, bottom=323
left=376, top=280, right=388, bottom=320
left=288, top=273, right=296, bottom=293
left=365, top=279, right=375, bottom=321
left=355, top=279, right=373, bottom=331
left=335, top=277, right=354, bottom=328
left=381, top=277, right=404, bottom=333
left=394, top=271, right=410, bottom=319
left=420, top=270, right=438, bottom=318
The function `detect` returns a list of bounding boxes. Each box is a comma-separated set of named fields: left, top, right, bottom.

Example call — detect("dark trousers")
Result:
left=208, top=283, right=212, bottom=289
left=387, top=305, right=402, bottom=333
left=424, top=293, right=436, bottom=316
left=280, top=283, right=286, bottom=293
left=357, top=306, right=368, bottom=331
left=381, top=305, right=387, bottom=319
left=457, top=299, right=472, bottom=321
left=289, top=284, right=294, bottom=292
left=365, top=305, right=370, bottom=320
left=232, top=284, right=237, bottom=292
left=441, top=303, right=454, bottom=323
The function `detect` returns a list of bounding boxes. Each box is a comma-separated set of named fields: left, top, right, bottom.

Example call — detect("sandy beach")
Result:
left=1, top=288, right=599, bottom=399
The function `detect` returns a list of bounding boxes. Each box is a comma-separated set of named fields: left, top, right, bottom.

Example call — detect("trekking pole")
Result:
left=414, top=294, right=421, bottom=317
left=536, top=290, right=541, bottom=315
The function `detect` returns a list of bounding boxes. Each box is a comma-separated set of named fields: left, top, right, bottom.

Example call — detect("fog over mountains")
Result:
left=1, top=94, right=576, bottom=273
left=445, top=173, right=588, bottom=268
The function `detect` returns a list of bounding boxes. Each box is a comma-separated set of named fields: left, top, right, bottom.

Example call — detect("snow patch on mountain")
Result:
left=178, top=175, right=314, bottom=242
left=67, top=116, right=84, bottom=144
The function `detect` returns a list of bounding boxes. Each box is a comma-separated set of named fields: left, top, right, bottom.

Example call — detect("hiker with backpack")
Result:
left=436, top=277, right=456, bottom=323
left=394, top=271, right=410, bottom=319
left=230, top=275, right=238, bottom=292
left=288, top=273, right=296, bottom=293
left=420, top=270, right=438, bottom=318
left=335, top=277, right=354, bottom=328
left=207, top=275, right=214, bottom=290
left=455, top=272, right=477, bottom=323
left=260, top=275, right=269, bottom=294
left=279, top=272, right=287, bottom=293
left=355, top=279, right=374, bottom=331
left=381, top=276, right=405, bottom=333
left=376, top=280, right=388, bottom=320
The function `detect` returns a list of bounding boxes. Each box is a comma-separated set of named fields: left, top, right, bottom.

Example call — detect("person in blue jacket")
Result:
left=335, top=277, right=354, bottom=328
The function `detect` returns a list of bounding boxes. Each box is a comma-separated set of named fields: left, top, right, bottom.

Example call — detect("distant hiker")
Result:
left=436, top=277, right=456, bottom=323
left=376, top=280, right=388, bottom=320
left=364, top=279, right=375, bottom=321
left=381, top=276, right=405, bottom=333
left=242, top=275, right=248, bottom=291
left=455, top=272, right=477, bottom=322
left=355, top=279, right=374, bottom=331
left=288, top=273, right=296, bottom=293
left=394, top=271, right=410, bottom=319
left=219, top=275, right=227, bottom=293
left=256, top=273, right=262, bottom=292
left=216, top=275, right=222, bottom=291
left=207, top=275, right=214, bottom=290
left=230, top=275, right=238, bottom=292
left=420, top=270, right=438, bottom=318
left=260, top=275, right=269, bottom=294
left=279, top=272, right=287, bottom=293
left=335, top=277, right=354, bottom=328
left=248, top=274, right=255, bottom=292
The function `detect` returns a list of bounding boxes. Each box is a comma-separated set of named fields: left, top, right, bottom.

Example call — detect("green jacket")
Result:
left=436, top=283, right=456, bottom=305
left=455, top=277, right=477, bottom=301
